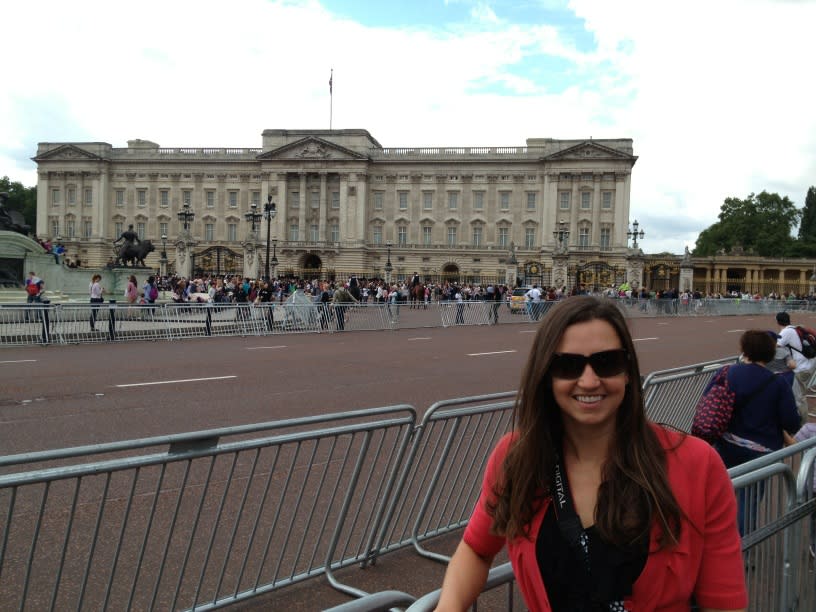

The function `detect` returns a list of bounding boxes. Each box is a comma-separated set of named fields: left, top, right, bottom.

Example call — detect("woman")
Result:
left=714, top=330, right=800, bottom=534
left=89, top=274, right=103, bottom=331
left=125, top=274, right=138, bottom=305
left=436, top=296, right=747, bottom=611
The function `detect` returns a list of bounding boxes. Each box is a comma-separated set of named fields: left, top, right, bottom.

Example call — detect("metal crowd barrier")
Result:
left=4, top=298, right=816, bottom=347
left=642, top=356, right=739, bottom=431
left=0, top=406, right=417, bottom=612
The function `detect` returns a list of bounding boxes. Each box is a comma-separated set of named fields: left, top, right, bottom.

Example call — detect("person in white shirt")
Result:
left=525, top=284, right=543, bottom=320
left=776, top=311, right=815, bottom=419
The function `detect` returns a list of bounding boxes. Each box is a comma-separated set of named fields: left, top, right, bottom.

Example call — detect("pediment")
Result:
left=257, top=137, right=367, bottom=161
left=33, top=144, right=103, bottom=162
left=545, top=141, right=635, bottom=162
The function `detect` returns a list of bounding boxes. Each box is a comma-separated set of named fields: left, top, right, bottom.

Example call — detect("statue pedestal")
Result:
left=242, top=240, right=259, bottom=279
left=175, top=234, right=196, bottom=278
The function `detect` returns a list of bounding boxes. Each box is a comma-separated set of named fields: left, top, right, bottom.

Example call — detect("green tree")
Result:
left=693, top=191, right=800, bottom=257
left=0, top=176, right=37, bottom=229
left=799, top=186, right=816, bottom=241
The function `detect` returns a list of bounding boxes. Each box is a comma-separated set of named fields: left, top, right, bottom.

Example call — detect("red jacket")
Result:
left=463, top=426, right=747, bottom=611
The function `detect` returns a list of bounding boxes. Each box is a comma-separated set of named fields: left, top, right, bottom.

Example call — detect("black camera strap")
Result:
left=551, top=453, right=591, bottom=574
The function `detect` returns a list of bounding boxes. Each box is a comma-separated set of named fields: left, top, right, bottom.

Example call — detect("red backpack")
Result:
left=26, top=282, right=40, bottom=296
left=794, top=326, right=816, bottom=359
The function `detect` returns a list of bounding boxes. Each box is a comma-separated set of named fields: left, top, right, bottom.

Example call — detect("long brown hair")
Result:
left=489, top=296, right=682, bottom=548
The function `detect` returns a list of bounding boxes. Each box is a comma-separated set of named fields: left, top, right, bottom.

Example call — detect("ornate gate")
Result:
left=574, top=261, right=626, bottom=292
left=191, top=246, right=244, bottom=278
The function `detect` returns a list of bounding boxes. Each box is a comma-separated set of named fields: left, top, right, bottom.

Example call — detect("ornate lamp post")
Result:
left=177, top=201, right=195, bottom=232
left=263, top=196, right=277, bottom=281
left=552, top=221, right=570, bottom=252
left=270, top=238, right=278, bottom=279
left=245, top=201, right=262, bottom=236
left=384, top=241, right=393, bottom=285
left=627, top=220, right=645, bottom=250
left=160, top=233, right=168, bottom=277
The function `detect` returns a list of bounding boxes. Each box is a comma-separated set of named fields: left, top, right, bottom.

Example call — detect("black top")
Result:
left=536, top=503, right=648, bottom=611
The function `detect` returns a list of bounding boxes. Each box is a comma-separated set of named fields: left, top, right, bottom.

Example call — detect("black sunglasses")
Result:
left=549, top=349, right=629, bottom=380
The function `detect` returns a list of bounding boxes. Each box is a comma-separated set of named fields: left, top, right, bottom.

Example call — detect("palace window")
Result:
left=289, top=223, right=299, bottom=241
left=374, top=191, right=384, bottom=210
left=83, top=220, right=92, bottom=239
left=330, top=223, right=339, bottom=242
left=472, top=226, right=483, bottom=246
left=399, top=191, right=408, bottom=211
left=473, top=191, right=484, bottom=210
left=227, top=223, right=237, bottom=242
left=290, top=191, right=300, bottom=209
left=578, top=227, right=589, bottom=249
left=228, top=191, right=238, bottom=208
left=160, top=222, right=168, bottom=237
left=137, top=222, right=146, bottom=240
left=160, top=190, right=169, bottom=207
left=559, top=191, right=570, bottom=210
left=581, top=192, right=591, bottom=209
left=310, top=224, right=319, bottom=241
left=526, top=192, right=536, bottom=211
left=115, top=190, right=124, bottom=207
left=600, top=227, right=611, bottom=250
left=422, top=225, right=432, bottom=245
left=138, top=189, right=147, bottom=207
left=251, top=191, right=260, bottom=206
left=206, top=191, right=215, bottom=208
left=373, top=226, right=382, bottom=245
left=66, top=218, right=75, bottom=238
left=84, top=188, right=93, bottom=206
left=423, top=192, right=433, bottom=210
left=448, top=192, right=458, bottom=211
left=310, top=191, right=320, bottom=209
left=498, top=226, right=509, bottom=248
left=525, top=227, right=535, bottom=249
left=67, top=188, right=76, bottom=205
left=182, top=190, right=191, bottom=206
left=602, top=191, right=613, bottom=209
left=398, top=226, right=407, bottom=245
left=447, top=226, right=457, bottom=246
left=204, top=223, right=214, bottom=241
left=52, top=189, right=60, bottom=205
left=500, top=192, right=510, bottom=211
left=113, top=222, right=122, bottom=239
left=331, top=191, right=340, bottom=209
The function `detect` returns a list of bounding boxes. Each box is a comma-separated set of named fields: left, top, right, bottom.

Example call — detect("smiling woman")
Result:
left=434, top=296, right=748, bottom=612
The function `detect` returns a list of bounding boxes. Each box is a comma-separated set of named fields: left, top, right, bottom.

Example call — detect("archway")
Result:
left=441, top=263, right=460, bottom=284
left=301, top=253, right=323, bottom=271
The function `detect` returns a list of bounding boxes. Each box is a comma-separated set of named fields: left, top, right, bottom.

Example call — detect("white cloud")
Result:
left=2, top=0, right=814, bottom=255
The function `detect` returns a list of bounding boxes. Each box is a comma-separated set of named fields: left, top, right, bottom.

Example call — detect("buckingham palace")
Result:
left=33, top=129, right=642, bottom=288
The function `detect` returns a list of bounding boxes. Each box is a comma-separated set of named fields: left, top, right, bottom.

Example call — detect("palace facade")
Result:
left=33, top=129, right=641, bottom=287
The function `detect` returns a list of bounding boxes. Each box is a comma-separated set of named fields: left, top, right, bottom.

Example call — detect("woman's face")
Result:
left=550, top=318, right=629, bottom=435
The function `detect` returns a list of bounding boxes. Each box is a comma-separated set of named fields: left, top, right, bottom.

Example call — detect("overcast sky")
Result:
left=3, top=0, right=814, bottom=255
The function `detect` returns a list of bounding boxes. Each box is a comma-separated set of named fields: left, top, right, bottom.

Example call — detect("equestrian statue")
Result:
left=113, top=225, right=155, bottom=267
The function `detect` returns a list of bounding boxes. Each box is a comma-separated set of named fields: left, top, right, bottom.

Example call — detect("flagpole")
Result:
left=329, top=68, right=333, bottom=130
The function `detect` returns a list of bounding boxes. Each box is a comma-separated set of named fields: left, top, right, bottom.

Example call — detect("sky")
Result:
left=3, top=0, right=815, bottom=255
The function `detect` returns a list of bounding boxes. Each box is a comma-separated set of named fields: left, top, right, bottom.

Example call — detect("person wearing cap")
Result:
left=776, top=311, right=815, bottom=419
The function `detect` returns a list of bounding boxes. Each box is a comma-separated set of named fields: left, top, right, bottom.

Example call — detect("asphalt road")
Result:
left=0, top=313, right=781, bottom=455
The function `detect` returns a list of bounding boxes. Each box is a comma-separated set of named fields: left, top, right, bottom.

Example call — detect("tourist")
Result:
left=89, top=274, right=103, bottom=331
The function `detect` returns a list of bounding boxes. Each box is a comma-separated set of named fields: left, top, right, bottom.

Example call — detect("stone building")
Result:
left=33, top=129, right=645, bottom=287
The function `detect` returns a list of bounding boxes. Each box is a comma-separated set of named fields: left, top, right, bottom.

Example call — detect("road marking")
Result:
left=727, top=329, right=745, bottom=333
left=633, top=337, right=658, bottom=342
left=115, top=375, right=237, bottom=388
left=468, top=350, right=517, bottom=357
left=0, top=359, right=37, bottom=364
left=519, top=330, right=537, bottom=334
left=408, top=337, right=432, bottom=341
left=246, top=345, right=287, bottom=350
left=657, top=322, right=670, bottom=326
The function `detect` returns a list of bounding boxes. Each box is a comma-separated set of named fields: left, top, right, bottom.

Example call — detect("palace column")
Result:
left=319, top=172, right=328, bottom=241
left=591, top=173, right=602, bottom=246
left=298, top=172, right=307, bottom=242
left=338, top=173, right=349, bottom=242
left=569, top=179, right=579, bottom=247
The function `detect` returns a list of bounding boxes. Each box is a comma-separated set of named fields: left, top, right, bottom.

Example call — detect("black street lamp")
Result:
left=245, top=201, right=262, bottom=234
left=627, top=220, right=645, bottom=249
left=384, top=241, right=393, bottom=283
left=177, top=201, right=195, bottom=231
left=552, top=220, right=570, bottom=252
left=263, top=196, right=277, bottom=281
left=160, top=233, right=168, bottom=276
